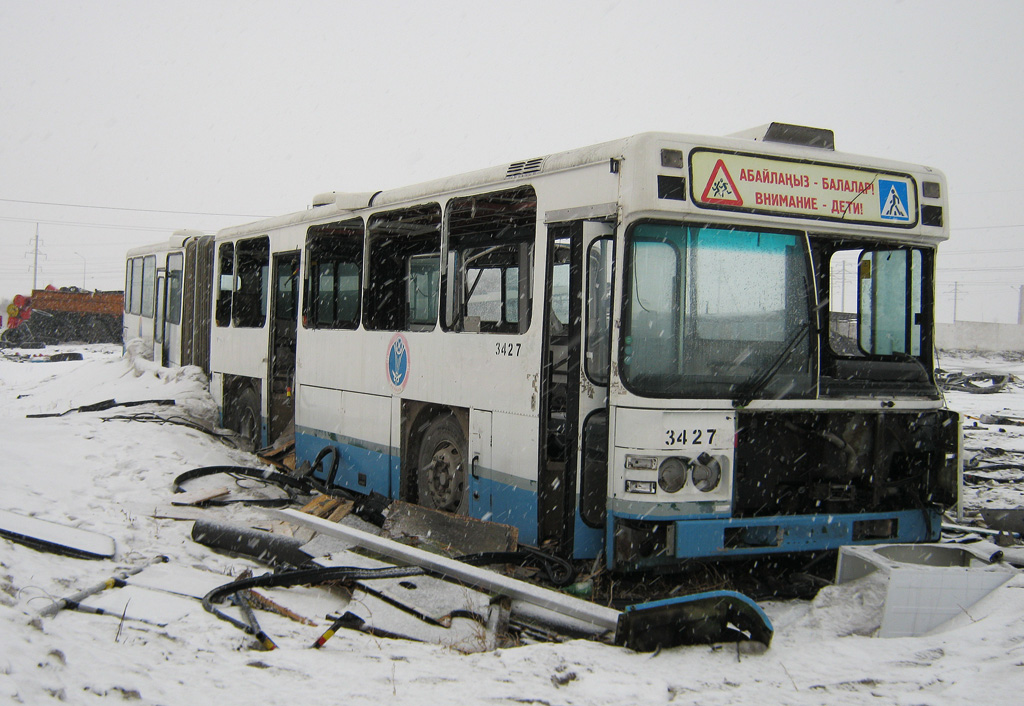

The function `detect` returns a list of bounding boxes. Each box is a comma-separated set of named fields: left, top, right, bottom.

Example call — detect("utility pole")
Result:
left=75, top=252, right=86, bottom=289
left=32, top=223, right=39, bottom=290
left=952, top=281, right=958, bottom=322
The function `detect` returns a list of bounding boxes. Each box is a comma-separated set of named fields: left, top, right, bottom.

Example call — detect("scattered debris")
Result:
left=172, top=465, right=310, bottom=507
left=171, top=486, right=230, bottom=506
left=936, top=369, right=1012, bottom=394
left=26, top=398, right=175, bottom=419
left=835, top=543, right=1019, bottom=637
left=978, top=414, right=1024, bottom=426
left=980, top=508, right=1024, bottom=535
left=272, top=508, right=774, bottom=652
left=299, top=495, right=350, bottom=520
left=382, top=500, right=518, bottom=557
left=191, top=519, right=313, bottom=568
left=0, top=507, right=116, bottom=560
left=37, top=556, right=169, bottom=618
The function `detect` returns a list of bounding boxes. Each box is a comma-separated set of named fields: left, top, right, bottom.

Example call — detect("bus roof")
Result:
left=215, top=128, right=946, bottom=239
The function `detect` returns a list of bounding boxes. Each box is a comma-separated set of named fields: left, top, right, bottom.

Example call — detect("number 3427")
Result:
left=665, top=428, right=718, bottom=446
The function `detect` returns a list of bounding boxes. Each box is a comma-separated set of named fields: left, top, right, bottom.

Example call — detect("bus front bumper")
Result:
left=608, top=508, right=942, bottom=570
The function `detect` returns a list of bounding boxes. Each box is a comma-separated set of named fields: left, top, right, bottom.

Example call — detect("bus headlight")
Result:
left=658, top=456, right=690, bottom=493
left=692, top=453, right=722, bottom=492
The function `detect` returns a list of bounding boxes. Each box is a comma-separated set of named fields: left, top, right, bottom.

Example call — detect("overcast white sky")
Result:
left=1, top=0, right=1021, bottom=322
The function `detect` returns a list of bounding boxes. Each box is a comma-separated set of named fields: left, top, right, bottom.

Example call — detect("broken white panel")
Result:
left=125, top=563, right=234, bottom=599
left=344, top=589, right=494, bottom=653
left=79, top=585, right=198, bottom=626
left=315, top=548, right=492, bottom=624
left=836, top=543, right=1018, bottom=638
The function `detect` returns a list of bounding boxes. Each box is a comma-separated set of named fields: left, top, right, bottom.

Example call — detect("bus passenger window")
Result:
left=586, top=238, right=613, bottom=384
left=124, top=259, right=134, bottom=313
left=442, top=186, right=536, bottom=334
left=141, top=255, right=156, bottom=318
left=233, top=237, right=269, bottom=328
left=215, top=242, right=234, bottom=327
left=167, top=253, right=184, bottom=325
left=127, top=258, right=142, bottom=315
left=304, top=218, right=364, bottom=329
left=365, top=204, right=442, bottom=331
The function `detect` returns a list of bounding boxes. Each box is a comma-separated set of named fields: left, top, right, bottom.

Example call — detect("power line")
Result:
left=0, top=215, right=194, bottom=232
left=950, top=224, right=1024, bottom=232
left=0, top=196, right=267, bottom=219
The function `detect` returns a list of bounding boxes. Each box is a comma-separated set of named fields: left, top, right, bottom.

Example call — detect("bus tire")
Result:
left=416, top=414, right=468, bottom=515
left=235, top=388, right=262, bottom=453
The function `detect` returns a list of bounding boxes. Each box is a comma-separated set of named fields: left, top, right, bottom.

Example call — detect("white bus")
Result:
left=199, top=124, right=960, bottom=570
left=124, top=230, right=213, bottom=370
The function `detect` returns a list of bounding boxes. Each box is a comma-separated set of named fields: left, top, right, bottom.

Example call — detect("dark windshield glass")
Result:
left=622, top=222, right=814, bottom=399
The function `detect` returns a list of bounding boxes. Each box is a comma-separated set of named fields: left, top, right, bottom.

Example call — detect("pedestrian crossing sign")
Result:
left=879, top=179, right=910, bottom=222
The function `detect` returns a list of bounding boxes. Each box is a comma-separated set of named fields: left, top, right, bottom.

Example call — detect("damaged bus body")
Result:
left=124, top=230, right=214, bottom=371
left=156, top=124, right=961, bottom=571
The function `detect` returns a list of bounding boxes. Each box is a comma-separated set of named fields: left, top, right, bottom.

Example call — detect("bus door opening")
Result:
left=540, top=219, right=615, bottom=557
left=269, top=251, right=300, bottom=444
left=154, top=270, right=167, bottom=365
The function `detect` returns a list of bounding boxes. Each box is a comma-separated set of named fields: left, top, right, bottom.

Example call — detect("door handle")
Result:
left=471, top=453, right=480, bottom=479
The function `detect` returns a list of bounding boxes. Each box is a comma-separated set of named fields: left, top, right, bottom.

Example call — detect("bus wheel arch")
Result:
left=223, top=375, right=262, bottom=452
left=406, top=405, right=469, bottom=515
left=235, top=387, right=262, bottom=452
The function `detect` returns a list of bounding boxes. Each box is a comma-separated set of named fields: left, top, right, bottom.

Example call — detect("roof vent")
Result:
left=312, top=191, right=338, bottom=207
left=505, top=157, right=544, bottom=179
left=310, top=191, right=378, bottom=210
left=730, top=122, right=835, bottom=150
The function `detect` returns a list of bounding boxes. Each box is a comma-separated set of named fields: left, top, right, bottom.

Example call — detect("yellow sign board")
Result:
left=690, top=149, right=918, bottom=227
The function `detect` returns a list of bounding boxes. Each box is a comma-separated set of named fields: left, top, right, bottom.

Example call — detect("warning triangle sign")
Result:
left=701, top=159, right=743, bottom=206
left=881, top=184, right=908, bottom=219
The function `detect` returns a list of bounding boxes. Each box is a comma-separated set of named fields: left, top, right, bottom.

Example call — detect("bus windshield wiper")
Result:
left=732, top=322, right=811, bottom=408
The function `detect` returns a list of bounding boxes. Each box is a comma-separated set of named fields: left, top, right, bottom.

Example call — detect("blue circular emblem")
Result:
left=387, top=333, right=410, bottom=392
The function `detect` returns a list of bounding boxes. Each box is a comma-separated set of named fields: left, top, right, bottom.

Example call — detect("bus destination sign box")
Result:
left=690, top=149, right=918, bottom=227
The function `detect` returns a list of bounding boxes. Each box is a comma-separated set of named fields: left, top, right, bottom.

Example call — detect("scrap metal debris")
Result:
left=936, top=369, right=1012, bottom=394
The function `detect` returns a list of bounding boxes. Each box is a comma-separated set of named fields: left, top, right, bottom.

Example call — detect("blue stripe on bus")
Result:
left=296, top=431, right=396, bottom=497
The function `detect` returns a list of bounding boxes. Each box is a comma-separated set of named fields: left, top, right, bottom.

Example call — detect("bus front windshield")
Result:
left=622, top=222, right=814, bottom=400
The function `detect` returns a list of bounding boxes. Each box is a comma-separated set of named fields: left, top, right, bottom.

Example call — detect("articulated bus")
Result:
left=137, top=125, right=961, bottom=570
left=124, top=230, right=213, bottom=370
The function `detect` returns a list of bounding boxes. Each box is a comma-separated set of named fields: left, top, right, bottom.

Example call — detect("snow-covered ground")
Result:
left=1, top=345, right=1022, bottom=705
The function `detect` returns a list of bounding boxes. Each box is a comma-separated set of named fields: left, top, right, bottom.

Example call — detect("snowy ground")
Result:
left=1, top=345, right=1022, bottom=705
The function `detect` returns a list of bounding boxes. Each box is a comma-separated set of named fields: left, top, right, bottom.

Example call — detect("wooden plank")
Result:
left=299, top=495, right=346, bottom=519
left=326, top=501, right=354, bottom=523
left=170, top=486, right=230, bottom=506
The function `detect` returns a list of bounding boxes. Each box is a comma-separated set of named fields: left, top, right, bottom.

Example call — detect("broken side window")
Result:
left=364, top=204, right=441, bottom=331
left=167, top=252, right=184, bottom=325
left=128, top=257, right=143, bottom=315
left=215, top=242, right=234, bottom=327
left=304, top=218, right=364, bottom=329
left=233, top=236, right=269, bottom=328
left=442, top=186, right=536, bottom=334
left=140, top=255, right=156, bottom=319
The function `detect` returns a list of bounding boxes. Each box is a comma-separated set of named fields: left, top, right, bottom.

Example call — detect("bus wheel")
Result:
left=416, top=414, right=468, bottom=515
left=236, top=388, right=262, bottom=453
